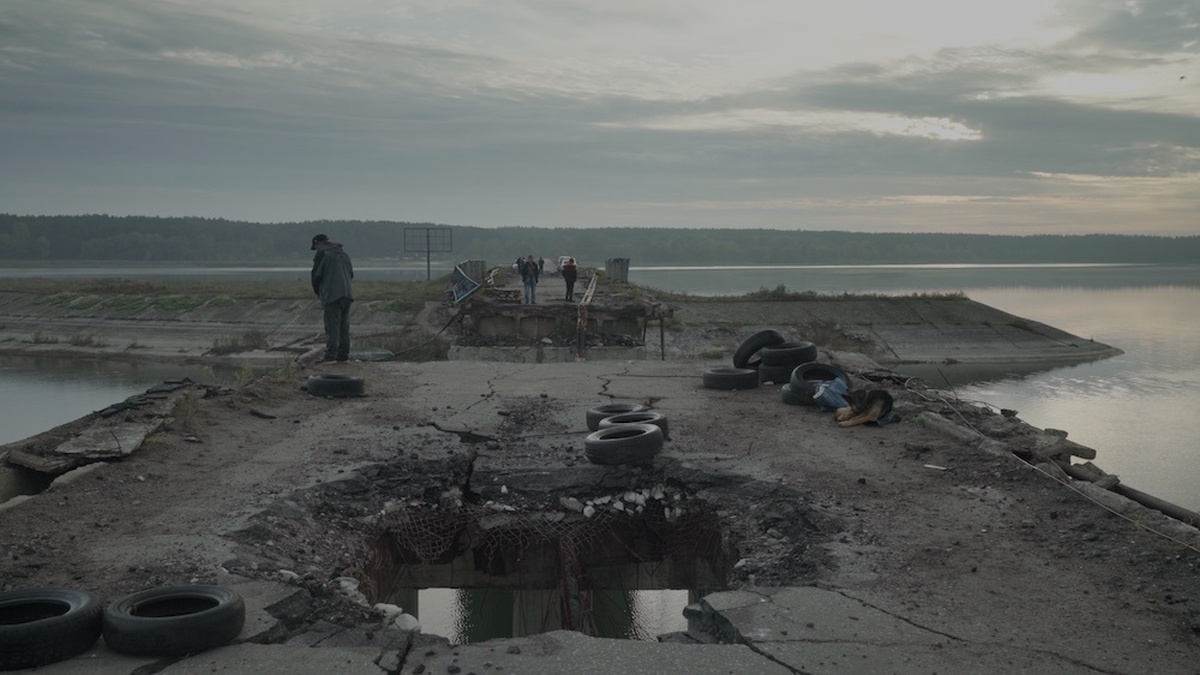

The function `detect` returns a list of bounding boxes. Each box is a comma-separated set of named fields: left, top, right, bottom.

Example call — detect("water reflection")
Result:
left=0, top=355, right=235, bottom=446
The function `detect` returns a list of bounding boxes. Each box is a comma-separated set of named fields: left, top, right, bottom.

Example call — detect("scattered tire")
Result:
left=0, top=588, right=102, bottom=671
left=779, top=384, right=807, bottom=406
left=759, top=341, right=819, bottom=366
left=598, top=410, right=670, bottom=440
left=731, top=329, right=785, bottom=369
left=702, top=367, right=760, bottom=390
left=758, top=363, right=795, bottom=385
left=789, top=363, right=851, bottom=406
left=586, top=403, right=648, bottom=431
left=306, top=374, right=365, bottom=398
left=584, top=423, right=664, bottom=465
left=102, top=585, right=246, bottom=657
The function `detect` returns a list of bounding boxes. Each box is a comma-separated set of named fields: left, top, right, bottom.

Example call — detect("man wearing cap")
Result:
left=310, top=234, right=355, bottom=363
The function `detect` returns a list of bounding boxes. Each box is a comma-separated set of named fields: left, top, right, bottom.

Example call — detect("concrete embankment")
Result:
left=0, top=290, right=1121, bottom=368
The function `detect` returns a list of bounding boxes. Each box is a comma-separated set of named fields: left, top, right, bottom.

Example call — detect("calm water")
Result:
left=631, top=264, right=1200, bottom=511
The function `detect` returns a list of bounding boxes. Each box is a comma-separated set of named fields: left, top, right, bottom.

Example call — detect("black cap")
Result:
left=311, top=234, right=329, bottom=250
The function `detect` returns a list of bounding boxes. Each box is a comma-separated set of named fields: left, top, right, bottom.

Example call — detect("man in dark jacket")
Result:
left=562, top=257, right=578, bottom=301
left=310, top=234, right=354, bottom=363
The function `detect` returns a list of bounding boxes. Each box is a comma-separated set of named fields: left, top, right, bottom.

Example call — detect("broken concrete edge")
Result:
left=917, top=407, right=1200, bottom=549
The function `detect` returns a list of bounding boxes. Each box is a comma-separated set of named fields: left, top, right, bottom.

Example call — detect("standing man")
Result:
left=562, top=257, right=578, bottom=301
left=310, top=233, right=354, bottom=363
left=522, top=254, right=540, bottom=304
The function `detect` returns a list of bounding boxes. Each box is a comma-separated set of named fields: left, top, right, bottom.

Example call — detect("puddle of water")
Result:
left=362, top=501, right=730, bottom=644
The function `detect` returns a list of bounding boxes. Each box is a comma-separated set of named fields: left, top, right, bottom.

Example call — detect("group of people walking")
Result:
left=516, top=255, right=578, bottom=304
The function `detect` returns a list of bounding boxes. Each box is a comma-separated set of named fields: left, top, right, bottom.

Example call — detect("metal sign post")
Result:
left=403, top=227, right=453, bottom=280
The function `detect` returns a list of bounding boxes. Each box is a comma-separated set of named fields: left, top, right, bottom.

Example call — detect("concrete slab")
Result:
left=404, top=629, right=793, bottom=675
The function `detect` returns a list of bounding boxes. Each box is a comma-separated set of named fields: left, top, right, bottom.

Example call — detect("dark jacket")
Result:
left=562, top=261, right=578, bottom=284
left=522, top=259, right=539, bottom=282
left=312, top=243, right=354, bottom=305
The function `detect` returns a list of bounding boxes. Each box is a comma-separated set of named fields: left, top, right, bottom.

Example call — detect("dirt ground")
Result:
left=1, top=281, right=1198, bottom=672
left=3, top=352, right=1200, bottom=672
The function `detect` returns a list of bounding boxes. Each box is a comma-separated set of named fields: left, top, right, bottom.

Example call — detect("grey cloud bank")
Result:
left=0, top=0, right=1197, bottom=235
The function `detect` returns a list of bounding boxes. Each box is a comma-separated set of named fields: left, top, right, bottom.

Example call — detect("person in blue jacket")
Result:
left=310, top=234, right=355, bottom=363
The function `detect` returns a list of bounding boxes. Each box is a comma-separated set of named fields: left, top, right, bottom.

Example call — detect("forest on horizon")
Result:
left=2, top=214, right=1198, bottom=266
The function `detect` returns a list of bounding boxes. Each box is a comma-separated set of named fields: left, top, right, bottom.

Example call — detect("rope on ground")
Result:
left=351, top=312, right=462, bottom=359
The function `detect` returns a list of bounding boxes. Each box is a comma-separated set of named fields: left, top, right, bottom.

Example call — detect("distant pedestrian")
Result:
left=562, top=257, right=578, bottom=301
left=538, top=257, right=545, bottom=274
left=310, top=234, right=354, bottom=363
left=515, top=256, right=523, bottom=273
left=522, top=255, right=540, bottom=304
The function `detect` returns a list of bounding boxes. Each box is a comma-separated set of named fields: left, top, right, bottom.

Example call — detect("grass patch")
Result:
left=67, top=334, right=107, bottom=347
left=210, top=329, right=272, bottom=355
left=152, top=295, right=206, bottom=311
left=29, top=332, right=59, bottom=344
left=100, top=296, right=151, bottom=311
left=0, top=277, right=451, bottom=303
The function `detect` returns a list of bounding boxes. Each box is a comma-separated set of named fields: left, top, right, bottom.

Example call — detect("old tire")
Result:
left=758, top=363, right=793, bottom=385
left=598, top=411, right=670, bottom=440
left=584, top=424, right=664, bottom=465
left=306, top=374, right=365, bottom=398
left=702, top=367, right=759, bottom=390
left=760, top=341, right=819, bottom=366
left=102, top=585, right=245, bottom=657
left=0, top=588, right=102, bottom=671
left=586, top=403, right=648, bottom=431
left=731, top=329, right=785, bottom=369
left=789, top=363, right=851, bottom=406
left=780, top=384, right=807, bottom=406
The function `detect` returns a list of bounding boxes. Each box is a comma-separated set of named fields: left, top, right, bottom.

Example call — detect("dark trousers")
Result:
left=565, top=279, right=576, bottom=300
left=323, top=297, right=353, bottom=360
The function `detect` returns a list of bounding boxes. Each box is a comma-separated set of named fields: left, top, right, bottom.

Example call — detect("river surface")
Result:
left=2, top=263, right=1197, bottom=512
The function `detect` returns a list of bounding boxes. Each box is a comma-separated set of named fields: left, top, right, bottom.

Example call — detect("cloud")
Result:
left=0, top=0, right=1196, bottom=234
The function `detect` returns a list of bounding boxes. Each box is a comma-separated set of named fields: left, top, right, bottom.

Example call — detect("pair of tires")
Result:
left=0, top=585, right=245, bottom=670
left=583, top=403, right=666, bottom=466
left=731, top=330, right=818, bottom=384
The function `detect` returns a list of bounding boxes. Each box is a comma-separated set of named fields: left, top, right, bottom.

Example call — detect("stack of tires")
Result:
left=0, top=584, right=245, bottom=670
left=582, top=403, right=667, bottom=466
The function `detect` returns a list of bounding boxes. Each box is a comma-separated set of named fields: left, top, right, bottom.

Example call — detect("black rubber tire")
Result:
left=306, top=374, right=365, bottom=398
left=0, top=588, right=102, bottom=671
left=779, top=384, right=807, bottom=406
left=760, top=341, right=819, bottom=366
left=597, top=411, right=670, bottom=440
left=584, top=424, right=664, bottom=465
left=586, top=403, right=648, bottom=431
left=788, top=363, right=852, bottom=406
left=702, top=367, right=760, bottom=390
left=758, top=363, right=793, bottom=385
left=731, top=329, right=785, bottom=369
left=102, top=585, right=245, bottom=657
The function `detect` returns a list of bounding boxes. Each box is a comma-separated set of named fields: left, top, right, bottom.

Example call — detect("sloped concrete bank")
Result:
left=0, top=291, right=1122, bottom=368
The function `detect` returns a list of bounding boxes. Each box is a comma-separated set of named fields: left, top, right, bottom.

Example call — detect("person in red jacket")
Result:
left=562, top=257, right=578, bottom=301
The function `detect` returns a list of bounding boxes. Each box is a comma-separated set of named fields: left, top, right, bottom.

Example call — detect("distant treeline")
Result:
left=2, top=214, right=1198, bottom=266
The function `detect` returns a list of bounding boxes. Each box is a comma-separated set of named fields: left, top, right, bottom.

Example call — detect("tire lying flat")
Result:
left=586, top=403, right=649, bottom=431
left=702, top=367, right=760, bottom=390
left=597, top=410, right=670, bottom=440
left=760, top=341, right=819, bottom=366
left=0, top=588, right=102, bottom=671
left=307, top=374, right=365, bottom=397
left=102, top=585, right=245, bottom=657
left=584, top=423, right=664, bottom=465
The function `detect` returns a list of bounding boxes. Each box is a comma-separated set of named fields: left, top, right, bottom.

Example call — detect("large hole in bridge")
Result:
left=358, top=492, right=732, bottom=643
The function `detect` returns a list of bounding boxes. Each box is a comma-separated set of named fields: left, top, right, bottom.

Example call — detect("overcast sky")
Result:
left=1, top=1, right=1197, bottom=234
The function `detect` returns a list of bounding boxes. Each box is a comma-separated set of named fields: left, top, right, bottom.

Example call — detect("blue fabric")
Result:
left=813, top=378, right=849, bottom=411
